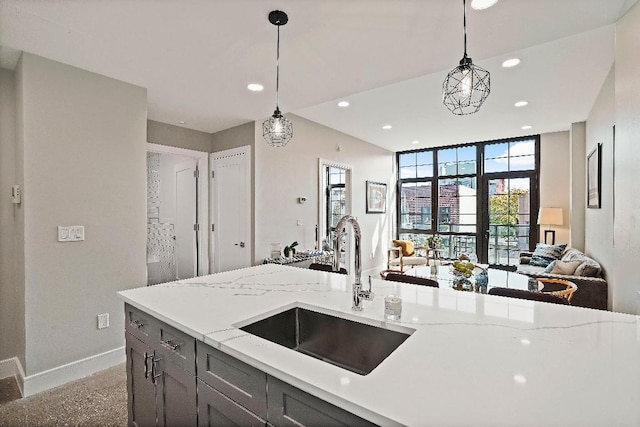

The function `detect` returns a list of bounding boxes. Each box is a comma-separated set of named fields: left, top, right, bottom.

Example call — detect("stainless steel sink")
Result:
left=239, top=307, right=413, bottom=375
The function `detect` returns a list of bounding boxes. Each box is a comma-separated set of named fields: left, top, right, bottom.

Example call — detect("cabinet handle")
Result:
left=143, top=352, right=153, bottom=379
left=131, top=319, right=144, bottom=328
left=151, top=355, right=162, bottom=384
left=161, top=339, right=180, bottom=351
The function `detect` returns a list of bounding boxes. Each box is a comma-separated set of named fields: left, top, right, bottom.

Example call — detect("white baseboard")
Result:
left=22, top=346, right=125, bottom=397
left=0, top=357, right=25, bottom=396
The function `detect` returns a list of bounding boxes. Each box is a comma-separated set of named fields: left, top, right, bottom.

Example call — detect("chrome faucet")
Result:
left=332, top=215, right=374, bottom=311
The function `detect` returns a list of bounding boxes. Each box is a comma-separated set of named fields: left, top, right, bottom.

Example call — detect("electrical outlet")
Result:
left=97, top=313, right=109, bottom=329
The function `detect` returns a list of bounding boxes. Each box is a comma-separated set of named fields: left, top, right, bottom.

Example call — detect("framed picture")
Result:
left=587, top=143, right=602, bottom=209
left=366, top=181, right=387, bottom=214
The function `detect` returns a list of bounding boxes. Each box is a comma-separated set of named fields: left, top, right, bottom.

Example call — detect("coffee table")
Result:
left=405, top=264, right=533, bottom=293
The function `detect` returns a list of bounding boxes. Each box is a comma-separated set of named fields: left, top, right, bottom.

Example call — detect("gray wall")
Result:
left=16, top=53, right=147, bottom=375
left=613, top=2, right=640, bottom=314
left=540, top=131, right=571, bottom=245
left=211, top=122, right=255, bottom=153
left=148, top=119, right=211, bottom=152
left=570, top=122, right=586, bottom=251
left=253, top=114, right=395, bottom=272
left=0, top=68, right=23, bottom=364
left=585, top=67, right=615, bottom=300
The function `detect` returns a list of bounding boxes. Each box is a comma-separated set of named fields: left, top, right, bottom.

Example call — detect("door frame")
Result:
left=318, top=158, right=353, bottom=270
left=210, top=145, right=252, bottom=273
left=147, top=143, right=210, bottom=276
left=479, top=171, right=539, bottom=266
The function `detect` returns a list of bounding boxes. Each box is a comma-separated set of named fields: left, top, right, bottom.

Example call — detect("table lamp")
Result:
left=538, top=207, right=563, bottom=245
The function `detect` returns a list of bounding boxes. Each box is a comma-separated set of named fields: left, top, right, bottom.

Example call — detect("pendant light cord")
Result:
left=276, top=24, right=281, bottom=111
left=462, top=0, right=467, bottom=59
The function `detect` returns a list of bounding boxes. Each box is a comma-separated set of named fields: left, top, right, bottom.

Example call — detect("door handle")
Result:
left=240, top=242, right=245, bottom=248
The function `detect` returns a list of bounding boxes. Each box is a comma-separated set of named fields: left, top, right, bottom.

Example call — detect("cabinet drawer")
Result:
left=267, top=375, right=376, bottom=427
left=197, top=380, right=266, bottom=427
left=197, top=341, right=267, bottom=419
left=125, top=303, right=158, bottom=344
left=157, top=321, right=196, bottom=375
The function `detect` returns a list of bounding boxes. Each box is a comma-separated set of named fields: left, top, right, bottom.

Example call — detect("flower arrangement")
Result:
left=427, top=234, right=443, bottom=249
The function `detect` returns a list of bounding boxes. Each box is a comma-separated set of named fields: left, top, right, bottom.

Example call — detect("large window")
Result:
left=397, top=136, right=540, bottom=267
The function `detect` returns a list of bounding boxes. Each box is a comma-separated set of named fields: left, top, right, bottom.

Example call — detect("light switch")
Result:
left=11, top=185, right=21, bottom=204
left=58, top=226, right=85, bottom=242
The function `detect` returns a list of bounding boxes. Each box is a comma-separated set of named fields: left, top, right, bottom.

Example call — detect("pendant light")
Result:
left=263, top=10, right=293, bottom=147
left=442, top=0, right=490, bottom=115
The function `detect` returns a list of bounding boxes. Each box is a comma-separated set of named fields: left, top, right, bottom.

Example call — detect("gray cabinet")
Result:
left=267, top=375, right=375, bottom=427
left=125, top=304, right=197, bottom=427
left=126, top=333, right=156, bottom=427
left=126, top=305, right=377, bottom=427
left=196, top=341, right=267, bottom=426
left=197, top=379, right=266, bottom=427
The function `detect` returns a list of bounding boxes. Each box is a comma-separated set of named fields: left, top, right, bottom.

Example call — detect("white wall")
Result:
left=540, top=131, right=571, bottom=245
left=254, top=114, right=395, bottom=272
left=613, top=2, right=640, bottom=314
left=16, top=53, right=147, bottom=388
left=585, top=67, right=615, bottom=295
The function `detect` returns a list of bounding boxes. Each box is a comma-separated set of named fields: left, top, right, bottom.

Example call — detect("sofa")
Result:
left=517, top=245, right=607, bottom=310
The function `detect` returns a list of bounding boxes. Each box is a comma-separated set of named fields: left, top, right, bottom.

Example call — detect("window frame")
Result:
left=396, top=135, right=541, bottom=265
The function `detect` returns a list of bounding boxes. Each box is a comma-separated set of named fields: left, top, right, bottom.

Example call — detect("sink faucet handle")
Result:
left=362, top=275, right=374, bottom=301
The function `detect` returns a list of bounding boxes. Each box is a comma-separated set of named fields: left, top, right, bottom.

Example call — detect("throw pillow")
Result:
left=575, top=260, right=602, bottom=277
left=550, top=260, right=582, bottom=275
left=561, top=248, right=584, bottom=262
left=543, top=260, right=557, bottom=273
left=393, top=240, right=415, bottom=257
left=530, top=243, right=567, bottom=267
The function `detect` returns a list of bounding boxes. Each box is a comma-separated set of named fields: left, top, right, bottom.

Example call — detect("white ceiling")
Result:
left=0, top=0, right=636, bottom=152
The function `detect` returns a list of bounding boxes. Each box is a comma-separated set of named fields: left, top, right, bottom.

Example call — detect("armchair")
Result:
left=387, top=240, right=429, bottom=272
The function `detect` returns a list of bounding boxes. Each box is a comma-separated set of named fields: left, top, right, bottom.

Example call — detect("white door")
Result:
left=175, top=160, right=197, bottom=279
left=211, top=146, right=251, bottom=272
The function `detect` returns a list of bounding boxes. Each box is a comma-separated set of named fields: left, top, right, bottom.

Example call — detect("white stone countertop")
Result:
left=118, top=264, right=640, bottom=426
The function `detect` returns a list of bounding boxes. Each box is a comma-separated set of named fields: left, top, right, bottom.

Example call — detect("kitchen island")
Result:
left=118, top=264, right=640, bottom=426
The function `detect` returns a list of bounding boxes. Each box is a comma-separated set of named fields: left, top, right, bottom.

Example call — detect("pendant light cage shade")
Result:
left=263, top=110, right=293, bottom=147
left=443, top=60, right=491, bottom=115
left=442, top=0, right=490, bottom=115
left=264, top=10, right=293, bottom=147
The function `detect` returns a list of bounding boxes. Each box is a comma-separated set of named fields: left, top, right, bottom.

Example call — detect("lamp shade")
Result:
left=538, top=207, right=563, bottom=226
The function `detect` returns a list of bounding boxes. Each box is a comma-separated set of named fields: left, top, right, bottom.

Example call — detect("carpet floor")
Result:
left=0, top=363, right=127, bottom=427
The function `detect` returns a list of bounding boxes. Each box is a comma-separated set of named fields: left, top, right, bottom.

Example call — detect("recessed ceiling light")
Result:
left=471, top=0, right=499, bottom=10
left=521, top=125, right=532, bottom=130
left=514, top=101, right=528, bottom=107
left=178, top=120, right=186, bottom=125
left=502, top=58, right=521, bottom=68
left=247, top=83, right=264, bottom=92
left=411, top=140, right=420, bottom=145
left=337, top=101, right=350, bottom=108
left=382, top=124, right=392, bottom=130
